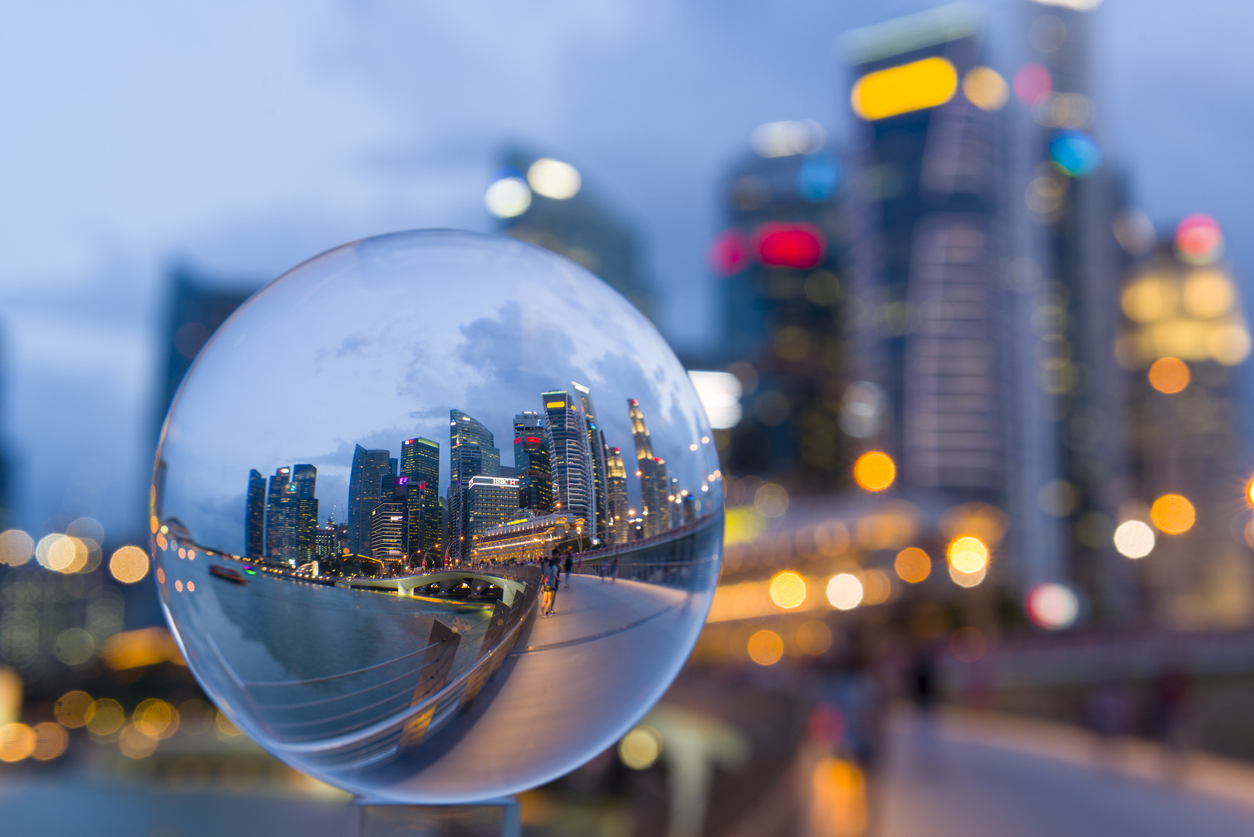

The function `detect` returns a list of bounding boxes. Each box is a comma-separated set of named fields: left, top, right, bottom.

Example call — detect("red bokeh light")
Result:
left=708, top=229, right=748, bottom=276
left=754, top=223, right=826, bottom=269
left=1175, top=213, right=1223, bottom=260
left=1013, top=63, right=1052, bottom=105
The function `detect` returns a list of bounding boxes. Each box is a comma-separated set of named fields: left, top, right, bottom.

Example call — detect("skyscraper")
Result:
left=449, top=410, right=500, bottom=562
left=710, top=118, right=850, bottom=482
left=245, top=469, right=266, bottom=558
left=467, top=475, right=521, bottom=556
left=542, top=391, right=594, bottom=528
left=628, top=398, right=670, bottom=537
left=573, top=382, right=610, bottom=545
left=292, top=464, right=318, bottom=564
left=514, top=412, right=554, bottom=513
left=266, top=466, right=298, bottom=564
left=842, top=6, right=1009, bottom=503
left=348, top=445, right=395, bottom=556
left=369, top=502, right=407, bottom=567
left=401, top=437, right=441, bottom=563
left=606, top=447, right=629, bottom=545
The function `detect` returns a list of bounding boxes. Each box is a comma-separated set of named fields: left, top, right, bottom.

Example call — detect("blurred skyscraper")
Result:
left=573, top=383, right=611, bottom=545
left=1116, top=216, right=1252, bottom=628
left=486, top=151, right=653, bottom=318
left=245, top=469, right=266, bottom=558
left=292, top=464, right=318, bottom=564
left=709, top=120, right=849, bottom=484
left=606, top=447, right=629, bottom=545
left=265, top=466, right=297, bottom=564
left=628, top=398, right=669, bottom=537
left=842, top=7, right=1010, bottom=505
left=155, top=267, right=259, bottom=431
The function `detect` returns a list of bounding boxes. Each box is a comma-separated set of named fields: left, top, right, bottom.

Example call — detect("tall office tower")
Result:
left=488, top=151, right=654, bottom=319
left=710, top=118, right=850, bottom=483
left=514, top=412, right=554, bottom=513
left=842, top=7, right=1010, bottom=507
left=573, top=383, right=611, bottom=544
left=401, top=437, right=441, bottom=562
left=669, top=476, right=682, bottom=529
left=542, top=391, right=595, bottom=527
left=628, top=399, right=670, bottom=537
left=291, top=464, right=318, bottom=563
left=467, top=475, right=521, bottom=557
left=606, top=447, right=629, bottom=545
left=449, top=410, right=501, bottom=562
left=314, top=520, right=347, bottom=560
left=1117, top=219, right=1252, bottom=628
left=369, top=502, right=407, bottom=565
left=347, top=445, right=395, bottom=556
left=1013, top=0, right=1130, bottom=609
left=265, top=466, right=298, bottom=564
left=245, top=469, right=266, bottom=558
left=155, top=268, right=259, bottom=441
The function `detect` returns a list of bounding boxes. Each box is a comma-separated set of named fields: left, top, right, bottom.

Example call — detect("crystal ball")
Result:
left=152, top=230, right=723, bottom=802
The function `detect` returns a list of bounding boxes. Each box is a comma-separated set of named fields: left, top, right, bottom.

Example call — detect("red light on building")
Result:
left=754, top=223, right=826, bottom=269
left=708, top=229, right=748, bottom=277
left=1175, top=214, right=1223, bottom=262
left=527, top=437, right=541, bottom=444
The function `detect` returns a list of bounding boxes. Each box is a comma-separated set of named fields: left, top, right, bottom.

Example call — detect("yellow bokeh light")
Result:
left=135, top=698, right=178, bottom=739
left=118, top=723, right=158, bottom=759
left=86, top=698, right=125, bottom=736
left=769, top=571, right=807, bottom=609
left=1183, top=269, right=1234, bottom=318
left=1122, top=277, right=1178, bottom=324
left=31, top=722, right=68, bottom=761
left=962, top=67, right=1008, bottom=111
left=55, top=691, right=94, bottom=728
left=947, top=536, right=989, bottom=574
left=754, top=483, right=790, bottom=518
left=1148, top=357, right=1190, bottom=394
left=618, top=725, right=662, bottom=770
left=949, top=563, right=987, bottom=588
left=853, top=451, right=896, bottom=491
left=895, top=547, right=931, bottom=583
left=747, top=629, right=785, bottom=666
left=0, top=723, right=36, bottom=762
left=851, top=57, right=958, bottom=121
left=0, top=530, right=34, bottom=567
left=1208, top=322, right=1251, bottom=366
left=1151, top=494, right=1195, bottom=534
left=796, top=621, right=833, bottom=656
left=1247, top=477, right=1254, bottom=508
left=110, top=546, right=150, bottom=584
left=826, top=573, right=864, bottom=611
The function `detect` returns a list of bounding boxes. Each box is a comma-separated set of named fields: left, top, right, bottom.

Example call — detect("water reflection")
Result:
left=151, top=231, right=722, bottom=802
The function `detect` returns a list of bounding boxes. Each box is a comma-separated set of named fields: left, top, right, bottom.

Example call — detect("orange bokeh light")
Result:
left=853, top=452, right=896, bottom=492
left=1151, top=494, right=1196, bottom=534
left=895, top=547, right=931, bottom=584
left=1148, top=357, right=1190, bottom=394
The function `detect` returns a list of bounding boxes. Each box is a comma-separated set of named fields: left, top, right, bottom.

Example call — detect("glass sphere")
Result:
left=152, top=230, right=723, bottom=803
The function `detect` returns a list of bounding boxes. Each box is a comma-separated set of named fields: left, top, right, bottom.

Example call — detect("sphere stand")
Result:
left=350, top=797, right=520, bottom=837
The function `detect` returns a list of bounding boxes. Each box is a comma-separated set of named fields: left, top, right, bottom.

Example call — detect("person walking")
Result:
left=610, top=556, right=619, bottom=583
left=541, top=559, right=559, bottom=616
left=564, top=554, right=573, bottom=588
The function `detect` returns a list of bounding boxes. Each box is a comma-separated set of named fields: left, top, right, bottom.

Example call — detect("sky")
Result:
left=0, top=0, right=1251, bottom=540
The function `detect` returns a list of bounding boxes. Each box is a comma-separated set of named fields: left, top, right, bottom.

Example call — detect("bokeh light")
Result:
left=0, top=529, right=34, bottom=566
left=796, top=621, right=833, bottom=656
left=826, top=573, right=864, bottom=611
left=1027, top=583, right=1079, bottom=630
left=109, top=546, right=150, bottom=584
left=708, top=229, right=748, bottom=277
left=747, top=629, right=784, bottom=666
left=962, top=67, right=1008, bottom=111
left=947, top=536, right=989, bottom=574
left=526, top=158, right=581, bottom=200
left=769, top=571, right=807, bottom=609
left=1175, top=214, right=1223, bottom=265
left=1113, top=520, right=1155, bottom=559
left=1151, top=494, right=1196, bottom=534
left=853, top=451, right=896, bottom=491
left=484, top=175, right=531, bottom=218
left=754, top=483, right=790, bottom=518
left=1182, top=269, right=1235, bottom=318
left=754, top=223, right=826, bottom=269
left=1048, top=130, right=1101, bottom=177
left=31, top=722, right=68, bottom=761
left=949, top=564, right=987, bottom=588
left=1013, top=63, right=1052, bottom=105
left=86, top=699, right=125, bottom=736
left=55, top=691, right=94, bottom=728
left=851, top=56, right=957, bottom=120
left=894, top=547, right=931, bottom=583
left=0, top=723, right=36, bottom=762
left=618, top=726, right=662, bottom=770
left=1148, top=357, right=1190, bottom=394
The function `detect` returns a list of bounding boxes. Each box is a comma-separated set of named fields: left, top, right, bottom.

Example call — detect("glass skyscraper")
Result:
left=542, top=391, right=594, bottom=529
left=513, top=412, right=553, bottom=514
left=449, top=410, right=500, bottom=562
left=245, top=468, right=266, bottom=558
left=266, top=466, right=298, bottom=564
left=347, top=445, right=395, bottom=556
left=606, top=447, right=629, bottom=545
left=628, top=398, right=670, bottom=537
left=292, top=464, right=318, bottom=564
left=573, top=382, right=610, bottom=545
left=401, top=437, right=441, bottom=563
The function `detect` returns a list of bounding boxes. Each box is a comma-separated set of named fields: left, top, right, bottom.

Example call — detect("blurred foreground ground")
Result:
left=8, top=704, right=1254, bottom=836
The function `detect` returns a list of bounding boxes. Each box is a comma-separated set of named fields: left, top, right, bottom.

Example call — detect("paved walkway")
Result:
left=877, top=710, right=1254, bottom=837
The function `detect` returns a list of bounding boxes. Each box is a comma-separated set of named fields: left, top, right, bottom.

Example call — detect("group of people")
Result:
left=538, top=553, right=621, bottom=616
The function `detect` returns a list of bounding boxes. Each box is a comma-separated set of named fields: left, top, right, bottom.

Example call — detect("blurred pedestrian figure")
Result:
left=597, top=560, right=606, bottom=583
left=564, top=554, right=573, bottom=588
left=907, top=642, right=942, bottom=778
left=1150, top=663, right=1192, bottom=780
left=541, top=559, right=559, bottom=616
left=610, top=556, right=619, bottom=582
left=1086, top=680, right=1132, bottom=769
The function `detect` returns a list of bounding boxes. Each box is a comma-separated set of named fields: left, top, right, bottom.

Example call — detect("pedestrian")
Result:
left=564, top=554, right=573, bottom=588
left=610, top=556, right=619, bottom=583
left=598, top=561, right=606, bottom=583
left=541, top=560, right=559, bottom=616
left=545, top=559, right=560, bottom=615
